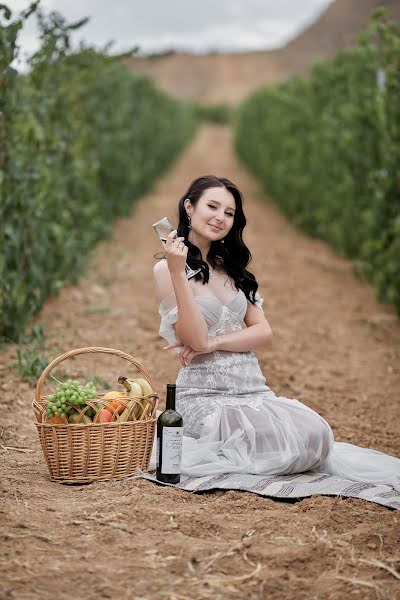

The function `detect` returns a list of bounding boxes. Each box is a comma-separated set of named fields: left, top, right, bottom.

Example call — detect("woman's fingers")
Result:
left=163, top=342, right=207, bottom=365
left=165, top=231, right=187, bottom=278
left=181, top=346, right=191, bottom=361
left=185, top=349, right=196, bottom=365
left=181, top=346, right=197, bottom=365
left=165, top=231, right=186, bottom=251
left=177, top=346, right=189, bottom=365
left=163, top=341, right=182, bottom=350
left=179, top=346, right=191, bottom=366
left=166, top=230, right=178, bottom=244
left=166, top=231, right=183, bottom=246
left=175, top=345, right=198, bottom=366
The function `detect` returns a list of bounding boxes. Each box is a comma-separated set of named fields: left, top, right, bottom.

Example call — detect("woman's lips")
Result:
left=208, top=224, right=223, bottom=232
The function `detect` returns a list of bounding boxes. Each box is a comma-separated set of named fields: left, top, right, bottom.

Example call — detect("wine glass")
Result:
left=152, top=217, right=201, bottom=280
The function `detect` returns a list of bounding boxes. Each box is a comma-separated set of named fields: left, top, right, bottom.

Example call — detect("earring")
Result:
left=188, top=215, right=192, bottom=229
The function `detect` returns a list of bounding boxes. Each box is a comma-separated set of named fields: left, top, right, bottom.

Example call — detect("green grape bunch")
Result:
left=46, top=379, right=97, bottom=420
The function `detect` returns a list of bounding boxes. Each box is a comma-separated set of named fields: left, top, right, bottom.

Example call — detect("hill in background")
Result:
left=125, top=0, right=400, bottom=104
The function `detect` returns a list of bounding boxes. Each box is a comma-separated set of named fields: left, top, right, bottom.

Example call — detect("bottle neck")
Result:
left=166, top=385, right=176, bottom=410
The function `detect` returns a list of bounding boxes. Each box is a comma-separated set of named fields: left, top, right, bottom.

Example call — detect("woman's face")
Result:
left=186, top=186, right=236, bottom=244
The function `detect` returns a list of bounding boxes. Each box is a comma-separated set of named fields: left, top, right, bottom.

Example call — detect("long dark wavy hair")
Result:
left=176, top=175, right=259, bottom=304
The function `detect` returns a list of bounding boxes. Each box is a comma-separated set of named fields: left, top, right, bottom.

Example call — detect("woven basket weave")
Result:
left=32, top=347, right=158, bottom=484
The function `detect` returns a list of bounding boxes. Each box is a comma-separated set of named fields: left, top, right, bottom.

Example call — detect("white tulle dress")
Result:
left=158, top=274, right=400, bottom=489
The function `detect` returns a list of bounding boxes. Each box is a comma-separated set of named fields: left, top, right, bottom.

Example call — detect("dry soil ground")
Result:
left=1, top=125, right=400, bottom=599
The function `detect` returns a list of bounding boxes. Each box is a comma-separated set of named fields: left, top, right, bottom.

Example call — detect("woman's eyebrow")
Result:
left=208, top=200, right=235, bottom=212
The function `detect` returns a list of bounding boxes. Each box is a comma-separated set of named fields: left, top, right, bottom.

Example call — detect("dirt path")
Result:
left=1, top=125, right=399, bottom=599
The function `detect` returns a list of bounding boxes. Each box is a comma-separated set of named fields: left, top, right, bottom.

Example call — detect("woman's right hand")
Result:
left=164, top=230, right=188, bottom=276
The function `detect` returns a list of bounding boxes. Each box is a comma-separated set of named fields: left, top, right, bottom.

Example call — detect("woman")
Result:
left=153, top=175, right=400, bottom=486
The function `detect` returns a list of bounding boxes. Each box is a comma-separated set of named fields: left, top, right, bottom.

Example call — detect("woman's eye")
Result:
left=208, top=204, right=234, bottom=217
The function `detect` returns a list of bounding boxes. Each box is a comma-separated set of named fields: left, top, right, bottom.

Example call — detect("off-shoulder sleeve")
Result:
left=249, top=290, right=264, bottom=310
left=159, top=292, right=179, bottom=347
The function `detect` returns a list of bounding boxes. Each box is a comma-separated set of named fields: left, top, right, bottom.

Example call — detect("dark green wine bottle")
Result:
left=156, top=383, right=183, bottom=484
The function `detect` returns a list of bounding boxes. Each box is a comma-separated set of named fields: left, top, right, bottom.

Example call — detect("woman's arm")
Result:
left=164, top=301, right=272, bottom=365
left=214, top=325, right=272, bottom=352
left=171, top=271, right=209, bottom=351
left=215, top=301, right=272, bottom=352
left=153, top=232, right=209, bottom=351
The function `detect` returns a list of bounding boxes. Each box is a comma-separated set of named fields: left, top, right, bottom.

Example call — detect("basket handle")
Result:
left=35, top=347, right=155, bottom=402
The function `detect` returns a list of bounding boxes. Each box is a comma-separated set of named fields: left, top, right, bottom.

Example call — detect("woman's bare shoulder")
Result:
left=153, top=259, right=173, bottom=303
left=153, top=257, right=168, bottom=275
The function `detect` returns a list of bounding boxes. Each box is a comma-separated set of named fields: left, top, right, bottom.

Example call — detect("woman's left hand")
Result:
left=163, top=339, right=217, bottom=366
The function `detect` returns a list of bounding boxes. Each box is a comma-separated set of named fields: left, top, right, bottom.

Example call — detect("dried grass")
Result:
left=356, top=557, right=400, bottom=580
left=205, top=562, right=262, bottom=584
left=335, top=575, right=387, bottom=599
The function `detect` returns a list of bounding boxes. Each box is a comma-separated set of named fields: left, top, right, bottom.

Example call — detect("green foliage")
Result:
left=0, top=5, right=197, bottom=342
left=193, top=102, right=233, bottom=124
left=235, top=9, right=400, bottom=314
left=82, top=304, right=112, bottom=314
left=14, top=324, right=48, bottom=381
left=90, top=375, right=111, bottom=389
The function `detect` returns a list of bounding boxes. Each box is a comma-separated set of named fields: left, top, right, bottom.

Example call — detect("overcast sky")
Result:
left=11, top=0, right=334, bottom=63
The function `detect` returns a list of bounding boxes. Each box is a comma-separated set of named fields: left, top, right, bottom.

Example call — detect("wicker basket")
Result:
left=32, top=347, right=158, bottom=484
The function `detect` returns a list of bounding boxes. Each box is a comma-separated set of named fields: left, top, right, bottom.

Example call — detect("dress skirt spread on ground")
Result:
left=158, top=286, right=400, bottom=489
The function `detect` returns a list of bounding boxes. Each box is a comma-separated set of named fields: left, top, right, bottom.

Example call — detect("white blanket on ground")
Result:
left=141, top=470, right=400, bottom=510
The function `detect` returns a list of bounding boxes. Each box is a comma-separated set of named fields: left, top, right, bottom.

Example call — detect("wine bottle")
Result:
left=156, top=383, right=183, bottom=484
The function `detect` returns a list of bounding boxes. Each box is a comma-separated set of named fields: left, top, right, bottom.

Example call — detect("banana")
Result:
left=119, top=398, right=142, bottom=422
left=103, top=390, right=127, bottom=401
left=134, top=378, right=153, bottom=397
left=134, top=378, right=154, bottom=419
left=118, top=376, right=153, bottom=397
left=118, top=376, right=142, bottom=397
left=118, top=376, right=145, bottom=421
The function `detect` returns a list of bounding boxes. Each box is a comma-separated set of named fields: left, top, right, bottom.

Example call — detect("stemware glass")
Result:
left=152, top=217, right=201, bottom=280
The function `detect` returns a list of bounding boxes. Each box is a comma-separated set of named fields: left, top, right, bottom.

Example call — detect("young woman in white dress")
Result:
left=153, top=175, right=400, bottom=487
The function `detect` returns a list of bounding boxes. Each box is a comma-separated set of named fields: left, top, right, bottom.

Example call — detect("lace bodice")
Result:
left=158, top=284, right=267, bottom=438
left=158, top=286, right=264, bottom=348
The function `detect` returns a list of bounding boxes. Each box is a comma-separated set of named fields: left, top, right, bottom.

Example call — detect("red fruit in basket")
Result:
left=94, top=408, right=113, bottom=423
left=48, top=414, right=64, bottom=424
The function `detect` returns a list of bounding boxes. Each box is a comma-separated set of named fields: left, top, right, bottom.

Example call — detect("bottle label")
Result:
left=161, top=427, right=183, bottom=474
left=156, top=436, right=160, bottom=469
